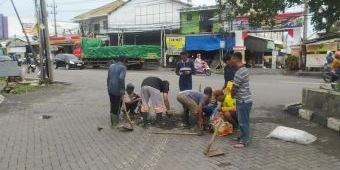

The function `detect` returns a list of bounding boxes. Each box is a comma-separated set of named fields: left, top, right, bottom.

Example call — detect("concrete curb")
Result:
left=0, top=95, right=4, bottom=105
left=284, top=103, right=340, bottom=132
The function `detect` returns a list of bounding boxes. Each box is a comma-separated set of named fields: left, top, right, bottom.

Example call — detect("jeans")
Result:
left=236, top=101, right=253, bottom=144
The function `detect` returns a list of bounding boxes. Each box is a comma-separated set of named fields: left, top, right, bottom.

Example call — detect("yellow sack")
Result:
left=222, top=81, right=236, bottom=112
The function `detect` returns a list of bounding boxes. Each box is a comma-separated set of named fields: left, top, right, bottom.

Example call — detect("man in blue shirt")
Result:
left=176, top=51, right=196, bottom=91
left=107, top=56, right=127, bottom=126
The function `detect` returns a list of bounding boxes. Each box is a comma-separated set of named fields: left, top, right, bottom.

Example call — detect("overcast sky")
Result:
left=0, top=0, right=215, bottom=36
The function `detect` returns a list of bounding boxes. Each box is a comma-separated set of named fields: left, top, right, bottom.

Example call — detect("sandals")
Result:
left=234, top=143, right=247, bottom=148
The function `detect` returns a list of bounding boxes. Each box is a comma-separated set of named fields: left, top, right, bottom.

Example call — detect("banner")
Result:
left=234, top=12, right=303, bottom=30
left=166, top=36, right=185, bottom=55
left=306, top=41, right=338, bottom=53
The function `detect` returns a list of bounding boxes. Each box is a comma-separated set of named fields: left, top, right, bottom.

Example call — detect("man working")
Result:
left=123, top=83, right=141, bottom=116
left=140, top=76, right=170, bottom=127
left=107, top=56, right=127, bottom=126
left=176, top=51, right=195, bottom=91
left=176, top=87, right=213, bottom=130
left=230, top=52, right=253, bottom=148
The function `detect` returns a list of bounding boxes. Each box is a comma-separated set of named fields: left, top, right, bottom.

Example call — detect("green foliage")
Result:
left=217, top=0, right=340, bottom=32
left=285, top=55, right=299, bottom=70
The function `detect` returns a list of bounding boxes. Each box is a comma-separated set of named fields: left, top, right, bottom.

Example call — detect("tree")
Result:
left=218, top=0, right=340, bottom=33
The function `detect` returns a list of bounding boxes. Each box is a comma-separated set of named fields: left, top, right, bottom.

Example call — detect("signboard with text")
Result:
left=166, top=36, right=185, bottom=55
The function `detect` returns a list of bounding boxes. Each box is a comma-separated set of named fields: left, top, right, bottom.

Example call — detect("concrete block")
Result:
left=327, top=117, right=340, bottom=132
left=298, top=109, right=313, bottom=121
left=0, top=95, right=4, bottom=105
left=311, top=112, right=328, bottom=126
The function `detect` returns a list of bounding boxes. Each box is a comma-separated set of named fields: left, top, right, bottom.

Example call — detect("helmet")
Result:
left=335, top=51, right=340, bottom=58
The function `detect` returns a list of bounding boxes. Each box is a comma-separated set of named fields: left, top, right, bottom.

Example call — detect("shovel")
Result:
left=204, top=118, right=225, bottom=157
left=119, top=100, right=134, bottom=131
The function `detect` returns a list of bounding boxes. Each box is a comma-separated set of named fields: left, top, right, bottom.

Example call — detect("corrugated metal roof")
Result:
left=74, top=0, right=125, bottom=20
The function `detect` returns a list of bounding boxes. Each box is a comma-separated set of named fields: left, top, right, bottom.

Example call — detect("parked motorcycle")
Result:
left=195, top=62, right=212, bottom=76
left=27, top=63, right=37, bottom=73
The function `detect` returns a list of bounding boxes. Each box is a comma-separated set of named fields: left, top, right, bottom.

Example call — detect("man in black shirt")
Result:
left=141, top=77, right=170, bottom=127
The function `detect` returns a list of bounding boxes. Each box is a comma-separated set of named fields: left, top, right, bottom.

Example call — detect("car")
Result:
left=55, top=53, right=84, bottom=70
left=0, top=55, right=13, bottom=61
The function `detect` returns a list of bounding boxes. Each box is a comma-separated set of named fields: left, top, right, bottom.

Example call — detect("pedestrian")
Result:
left=223, top=53, right=236, bottom=86
left=230, top=52, right=253, bottom=148
left=140, top=76, right=170, bottom=127
left=176, top=87, right=213, bottom=130
left=107, top=56, right=127, bottom=126
left=176, top=51, right=195, bottom=91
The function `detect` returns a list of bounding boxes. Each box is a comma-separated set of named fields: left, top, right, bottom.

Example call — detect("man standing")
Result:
left=176, top=51, right=195, bottom=91
left=107, top=56, right=127, bottom=126
left=140, top=76, right=170, bottom=127
left=223, top=54, right=236, bottom=86
left=230, top=52, right=253, bottom=148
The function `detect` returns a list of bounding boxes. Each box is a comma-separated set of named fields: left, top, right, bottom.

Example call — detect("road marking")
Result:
left=279, top=81, right=322, bottom=85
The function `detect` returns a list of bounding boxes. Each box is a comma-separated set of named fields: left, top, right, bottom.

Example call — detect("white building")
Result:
left=108, top=0, right=191, bottom=33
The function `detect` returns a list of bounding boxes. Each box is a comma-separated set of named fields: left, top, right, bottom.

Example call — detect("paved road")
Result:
left=0, top=68, right=339, bottom=170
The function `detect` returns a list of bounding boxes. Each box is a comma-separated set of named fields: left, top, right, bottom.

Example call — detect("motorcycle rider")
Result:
left=326, top=51, right=334, bottom=65
left=332, top=51, right=340, bottom=80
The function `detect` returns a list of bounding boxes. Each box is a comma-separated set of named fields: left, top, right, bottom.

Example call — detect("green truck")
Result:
left=81, top=38, right=161, bottom=69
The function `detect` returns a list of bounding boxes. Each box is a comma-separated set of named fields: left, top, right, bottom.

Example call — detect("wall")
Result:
left=302, top=88, right=340, bottom=117
left=180, top=11, right=199, bottom=34
left=108, top=0, right=189, bottom=33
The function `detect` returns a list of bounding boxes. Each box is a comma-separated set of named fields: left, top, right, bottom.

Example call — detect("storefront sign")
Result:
left=166, top=36, right=185, bottom=55
left=306, top=41, right=338, bottom=53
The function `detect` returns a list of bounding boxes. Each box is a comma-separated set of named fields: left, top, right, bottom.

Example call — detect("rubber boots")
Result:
left=156, top=112, right=163, bottom=127
left=142, top=112, right=150, bottom=128
left=183, top=109, right=190, bottom=127
left=110, top=114, right=119, bottom=127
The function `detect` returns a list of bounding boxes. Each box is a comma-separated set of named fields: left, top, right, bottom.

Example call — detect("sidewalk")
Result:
left=0, top=70, right=339, bottom=170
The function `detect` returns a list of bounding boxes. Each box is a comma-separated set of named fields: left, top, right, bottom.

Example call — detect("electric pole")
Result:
left=38, top=0, right=54, bottom=82
left=303, top=0, right=308, bottom=41
left=48, top=0, right=58, bottom=36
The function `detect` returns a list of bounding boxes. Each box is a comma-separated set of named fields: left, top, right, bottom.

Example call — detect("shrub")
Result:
left=285, top=55, right=299, bottom=70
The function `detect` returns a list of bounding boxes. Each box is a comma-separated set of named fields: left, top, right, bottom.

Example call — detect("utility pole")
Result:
left=38, top=0, right=54, bottom=82
left=303, top=0, right=308, bottom=41
left=48, top=0, right=58, bottom=36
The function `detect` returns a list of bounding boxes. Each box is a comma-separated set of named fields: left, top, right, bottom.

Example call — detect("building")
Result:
left=179, top=6, right=219, bottom=34
left=0, top=14, right=8, bottom=39
left=73, top=0, right=125, bottom=36
left=73, top=0, right=191, bottom=45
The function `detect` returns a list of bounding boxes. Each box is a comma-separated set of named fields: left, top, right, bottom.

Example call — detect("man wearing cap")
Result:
left=107, top=56, right=127, bottom=126
left=140, top=76, right=170, bottom=127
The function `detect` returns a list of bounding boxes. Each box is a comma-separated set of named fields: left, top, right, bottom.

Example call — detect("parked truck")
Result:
left=81, top=37, right=161, bottom=69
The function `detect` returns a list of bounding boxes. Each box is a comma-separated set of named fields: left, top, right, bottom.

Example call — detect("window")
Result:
left=103, top=21, right=108, bottom=29
left=93, top=24, right=100, bottom=32
left=200, top=11, right=213, bottom=21
left=186, top=13, right=192, bottom=21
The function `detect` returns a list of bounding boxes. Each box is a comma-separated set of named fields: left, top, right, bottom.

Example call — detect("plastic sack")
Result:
left=266, top=126, right=317, bottom=145
left=212, top=119, right=233, bottom=137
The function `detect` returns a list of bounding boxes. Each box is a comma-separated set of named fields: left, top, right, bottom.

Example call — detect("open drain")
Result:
left=33, top=115, right=52, bottom=120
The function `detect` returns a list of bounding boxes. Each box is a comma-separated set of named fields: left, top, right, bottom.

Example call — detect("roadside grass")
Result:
left=0, top=77, right=44, bottom=94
